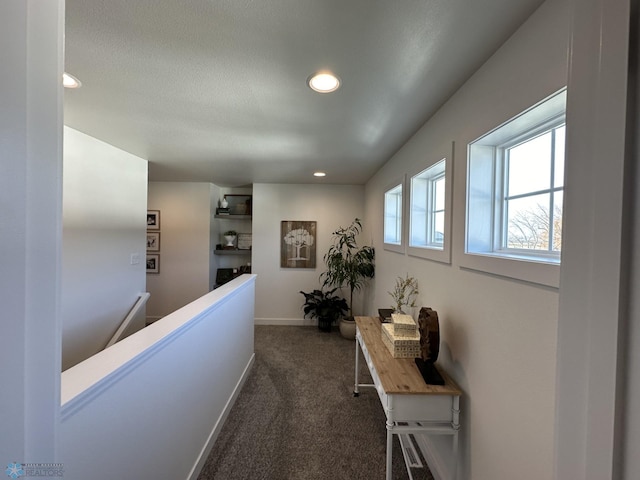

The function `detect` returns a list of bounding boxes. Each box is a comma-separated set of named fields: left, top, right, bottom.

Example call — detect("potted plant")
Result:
left=389, top=274, right=419, bottom=314
left=320, top=218, right=375, bottom=339
left=300, top=288, right=349, bottom=332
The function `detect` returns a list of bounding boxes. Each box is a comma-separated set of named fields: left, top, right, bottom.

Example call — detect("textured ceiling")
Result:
left=64, top=0, right=545, bottom=186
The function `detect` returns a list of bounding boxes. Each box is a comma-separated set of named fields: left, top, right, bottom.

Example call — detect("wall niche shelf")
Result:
left=214, top=249, right=251, bottom=256
left=212, top=192, right=252, bottom=290
left=214, top=214, right=252, bottom=220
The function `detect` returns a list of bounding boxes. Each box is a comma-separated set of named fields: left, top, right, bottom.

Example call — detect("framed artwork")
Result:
left=147, top=210, right=160, bottom=230
left=146, top=254, right=160, bottom=274
left=146, top=232, right=160, bottom=252
left=237, top=233, right=252, bottom=250
left=223, top=195, right=252, bottom=216
left=281, top=221, right=316, bottom=268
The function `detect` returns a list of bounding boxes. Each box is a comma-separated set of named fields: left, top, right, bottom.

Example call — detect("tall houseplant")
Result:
left=321, top=218, right=375, bottom=338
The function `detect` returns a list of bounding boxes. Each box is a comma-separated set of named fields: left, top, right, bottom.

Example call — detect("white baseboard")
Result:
left=187, top=353, right=256, bottom=480
left=254, top=317, right=315, bottom=326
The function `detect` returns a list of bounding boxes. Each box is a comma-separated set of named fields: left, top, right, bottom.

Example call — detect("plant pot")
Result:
left=339, top=317, right=356, bottom=340
left=318, top=317, right=333, bottom=332
left=224, top=235, right=236, bottom=247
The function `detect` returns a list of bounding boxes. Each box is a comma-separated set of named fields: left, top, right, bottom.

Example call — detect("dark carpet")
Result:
left=197, top=325, right=434, bottom=480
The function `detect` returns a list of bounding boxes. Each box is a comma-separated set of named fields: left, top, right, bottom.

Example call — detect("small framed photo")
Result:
left=147, top=210, right=160, bottom=230
left=237, top=233, right=252, bottom=250
left=146, top=254, right=160, bottom=274
left=147, top=232, right=160, bottom=252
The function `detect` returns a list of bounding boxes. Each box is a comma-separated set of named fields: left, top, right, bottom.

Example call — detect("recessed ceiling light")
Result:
left=313, top=172, right=327, bottom=177
left=307, top=72, right=340, bottom=93
left=63, top=73, right=82, bottom=89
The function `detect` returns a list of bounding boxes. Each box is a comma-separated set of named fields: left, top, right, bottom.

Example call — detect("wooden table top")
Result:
left=355, top=316, right=462, bottom=396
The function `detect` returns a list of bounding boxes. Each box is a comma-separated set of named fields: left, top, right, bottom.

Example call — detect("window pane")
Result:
left=434, top=176, right=445, bottom=211
left=410, top=159, right=445, bottom=250
left=554, top=125, right=565, bottom=188
left=384, top=186, right=402, bottom=244
left=506, top=193, right=551, bottom=250
left=433, top=211, right=445, bottom=245
left=552, top=191, right=563, bottom=251
left=507, top=132, right=552, bottom=197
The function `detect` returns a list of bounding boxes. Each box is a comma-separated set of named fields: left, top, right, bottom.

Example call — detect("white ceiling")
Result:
left=64, top=0, right=545, bottom=187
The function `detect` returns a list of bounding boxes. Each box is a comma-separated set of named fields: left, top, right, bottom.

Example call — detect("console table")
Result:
left=354, top=316, right=462, bottom=480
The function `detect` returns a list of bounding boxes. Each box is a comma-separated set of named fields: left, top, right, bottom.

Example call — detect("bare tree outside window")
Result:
left=507, top=203, right=562, bottom=251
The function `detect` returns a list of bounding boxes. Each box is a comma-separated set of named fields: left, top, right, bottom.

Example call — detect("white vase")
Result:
left=221, top=197, right=228, bottom=208
left=224, top=235, right=235, bottom=247
left=339, top=317, right=356, bottom=340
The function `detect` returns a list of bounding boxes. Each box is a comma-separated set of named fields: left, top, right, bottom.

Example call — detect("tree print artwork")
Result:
left=281, top=221, right=316, bottom=268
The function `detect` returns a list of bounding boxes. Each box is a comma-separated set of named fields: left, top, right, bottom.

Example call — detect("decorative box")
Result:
left=391, top=313, right=418, bottom=336
left=381, top=323, right=421, bottom=358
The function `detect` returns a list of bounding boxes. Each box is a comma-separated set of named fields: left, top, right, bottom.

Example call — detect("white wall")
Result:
left=252, top=183, right=366, bottom=323
left=364, top=0, right=568, bottom=478
left=554, top=0, right=631, bottom=477
left=0, top=0, right=63, bottom=463
left=62, top=127, right=148, bottom=370
left=147, top=182, right=214, bottom=319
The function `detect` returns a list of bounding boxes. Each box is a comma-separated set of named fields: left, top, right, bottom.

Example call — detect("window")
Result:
left=465, top=89, right=566, bottom=287
left=383, top=180, right=404, bottom=253
left=384, top=184, right=403, bottom=245
left=407, top=150, right=452, bottom=264
left=503, top=125, right=564, bottom=254
left=410, top=159, right=446, bottom=249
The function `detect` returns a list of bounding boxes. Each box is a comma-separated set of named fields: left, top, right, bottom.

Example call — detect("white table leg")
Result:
left=386, top=420, right=393, bottom=480
left=451, top=395, right=461, bottom=480
left=354, top=332, right=360, bottom=396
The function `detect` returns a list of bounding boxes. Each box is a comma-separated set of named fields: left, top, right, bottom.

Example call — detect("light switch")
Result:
left=130, top=253, right=140, bottom=265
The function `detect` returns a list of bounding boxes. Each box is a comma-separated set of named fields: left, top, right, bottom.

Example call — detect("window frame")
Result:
left=407, top=144, right=453, bottom=264
left=383, top=176, right=406, bottom=254
left=429, top=172, right=446, bottom=247
left=463, top=89, right=566, bottom=288
left=409, top=159, right=446, bottom=249
left=496, top=119, right=565, bottom=259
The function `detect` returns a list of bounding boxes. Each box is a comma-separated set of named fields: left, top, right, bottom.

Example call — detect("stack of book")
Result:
left=216, top=207, right=230, bottom=215
left=381, top=313, right=421, bottom=358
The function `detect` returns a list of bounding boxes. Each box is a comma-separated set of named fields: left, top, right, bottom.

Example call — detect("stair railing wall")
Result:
left=60, top=275, right=256, bottom=480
